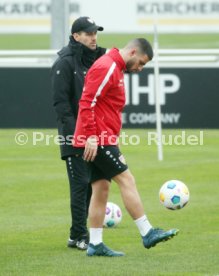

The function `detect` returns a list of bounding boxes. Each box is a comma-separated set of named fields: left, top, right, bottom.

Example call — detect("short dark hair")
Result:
left=126, top=38, right=154, bottom=60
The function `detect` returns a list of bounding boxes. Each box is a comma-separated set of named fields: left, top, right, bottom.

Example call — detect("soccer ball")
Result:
left=159, top=180, right=190, bottom=210
left=103, top=202, right=122, bottom=227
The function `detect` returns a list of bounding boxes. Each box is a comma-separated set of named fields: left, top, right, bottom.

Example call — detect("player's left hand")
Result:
left=83, top=136, right=98, bottom=161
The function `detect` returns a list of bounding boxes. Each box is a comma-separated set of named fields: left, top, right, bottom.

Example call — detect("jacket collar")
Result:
left=108, top=48, right=126, bottom=71
left=58, top=36, right=100, bottom=68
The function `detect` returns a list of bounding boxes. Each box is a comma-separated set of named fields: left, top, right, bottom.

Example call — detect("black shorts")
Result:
left=89, top=145, right=128, bottom=183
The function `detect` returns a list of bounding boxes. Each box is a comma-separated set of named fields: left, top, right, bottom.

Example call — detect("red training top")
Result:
left=73, top=48, right=126, bottom=147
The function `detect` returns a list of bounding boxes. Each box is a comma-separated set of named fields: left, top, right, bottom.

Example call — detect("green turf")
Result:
left=0, top=129, right=219, bottom=276
left=1, top=33, right=219, bottom=49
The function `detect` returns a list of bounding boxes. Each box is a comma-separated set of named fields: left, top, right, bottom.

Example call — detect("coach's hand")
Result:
left=84, top=136, right=98, bottom=162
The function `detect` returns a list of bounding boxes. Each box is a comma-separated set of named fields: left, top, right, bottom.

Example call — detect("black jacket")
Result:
left=51, top=37, right=106, bottom=159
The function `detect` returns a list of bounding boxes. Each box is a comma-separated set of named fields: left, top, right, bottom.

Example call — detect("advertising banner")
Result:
left=0, top=66, right=218, bottom=128
left=123, top=67, right=219, bottom=128
left=0, top=0, right=219, bottom=33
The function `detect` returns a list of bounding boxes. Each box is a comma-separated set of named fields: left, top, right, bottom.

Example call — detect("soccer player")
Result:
left=51, top=17, right=106, bottom=250
left=73, top=38, right=179, bottom=256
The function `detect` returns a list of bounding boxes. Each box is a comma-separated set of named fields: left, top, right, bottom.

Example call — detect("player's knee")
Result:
left=92, top=180, right=110, bottom=199
left=114, top=171, right=136, bottom=187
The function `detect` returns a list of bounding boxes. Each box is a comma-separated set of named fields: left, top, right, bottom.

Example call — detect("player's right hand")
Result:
left=83, top=136, right=98, bottom=162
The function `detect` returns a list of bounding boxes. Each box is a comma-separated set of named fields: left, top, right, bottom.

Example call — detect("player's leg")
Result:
left=86, top=162, right=125, bottom=257
left=89, top=179, right=110, bottom=228
left=66, top=154, right=90, bottom=250
left=113, top=170, right=145, bottom=219
left=113, top=169, right=179, bottom=249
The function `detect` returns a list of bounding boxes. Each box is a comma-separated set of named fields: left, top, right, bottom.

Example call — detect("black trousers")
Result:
left=65, top=154, right=92, bottom=240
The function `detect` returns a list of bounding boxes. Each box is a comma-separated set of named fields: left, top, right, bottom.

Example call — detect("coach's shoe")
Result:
left=67, top=238, right=77, bottom=248
left=67, top=235, right=88, bottom=250
left=87, top=243, right=125, bottom=257
left=142, top=227, right=179, bottom=249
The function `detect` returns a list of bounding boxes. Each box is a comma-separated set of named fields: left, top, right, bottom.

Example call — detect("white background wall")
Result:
left=0, top=0, right=219, bottom=33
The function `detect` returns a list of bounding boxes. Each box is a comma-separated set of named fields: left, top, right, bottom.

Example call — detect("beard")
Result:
left=125, top=59, right=138, bottom=73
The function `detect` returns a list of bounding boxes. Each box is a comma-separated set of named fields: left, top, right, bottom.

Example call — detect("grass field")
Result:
left=1, top=33, right=219, bottom=49
left=1, top=129, right=219, bottom=276
left=1, top=31, right=219, bottom=275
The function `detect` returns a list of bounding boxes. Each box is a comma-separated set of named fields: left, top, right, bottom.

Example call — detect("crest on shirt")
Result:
left=118, top=79, right=124, bottom=87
